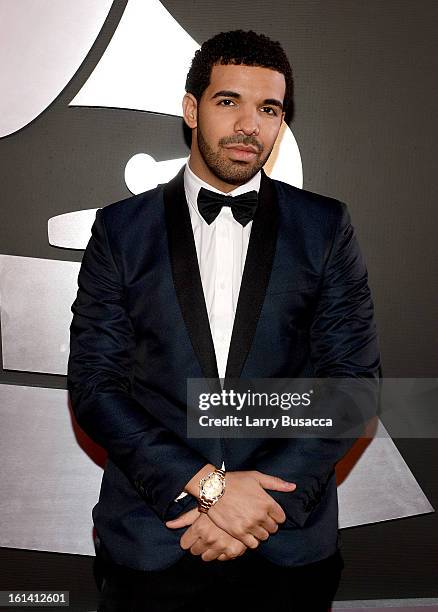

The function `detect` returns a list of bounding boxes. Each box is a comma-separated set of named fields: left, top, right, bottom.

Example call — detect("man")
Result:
left=67, top=30, right=380, bottom=611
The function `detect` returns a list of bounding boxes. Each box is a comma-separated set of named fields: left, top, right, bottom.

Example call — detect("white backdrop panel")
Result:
left=0, top=384, right=102, bottom=555
left=337, top=420, right=434, bottom=528
left=0, top=255, right=80, bottom=375
left=0, top=0, right=114, bottom=137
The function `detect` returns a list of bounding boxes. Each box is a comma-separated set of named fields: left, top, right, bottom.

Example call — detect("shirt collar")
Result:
left=184, top=160, right=261, bottom=221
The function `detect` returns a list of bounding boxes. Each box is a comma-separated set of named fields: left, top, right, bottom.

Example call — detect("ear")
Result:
left=182, top=93, right=198, bottom=129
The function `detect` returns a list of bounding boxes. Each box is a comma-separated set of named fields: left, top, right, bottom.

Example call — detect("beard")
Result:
left=196, top=123, right=272, bottom=185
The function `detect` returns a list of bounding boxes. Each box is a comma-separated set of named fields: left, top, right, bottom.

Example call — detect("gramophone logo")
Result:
left=0, top=0, right=433, bottom=556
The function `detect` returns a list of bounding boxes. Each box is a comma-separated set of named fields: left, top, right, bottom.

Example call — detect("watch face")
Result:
left=203, top=474, right=223, bottom=499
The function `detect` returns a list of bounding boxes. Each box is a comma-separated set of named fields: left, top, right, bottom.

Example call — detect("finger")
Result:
left=267, top=501, right=287, bottom=525
left=180, top=530, right=200, bottom=551
left=216, top=549, right=243, bottom=561
left=203, top=549, right=233, bottom=562
left=263, top=516, right=279, bottom=534
left=201, top=548, right=221, bottom=562
left=190, top=539, right=207, bottom=556
left=240, top=533, right=261, bottom=550
left=165, top=508, right=199, bottom=528
left=250, top=525, right=271, bottom=541
left=254, top=471, right=296, bottom=492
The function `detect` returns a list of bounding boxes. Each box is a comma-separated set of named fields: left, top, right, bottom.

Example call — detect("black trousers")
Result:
left=95, top=546, right=344, bottom=612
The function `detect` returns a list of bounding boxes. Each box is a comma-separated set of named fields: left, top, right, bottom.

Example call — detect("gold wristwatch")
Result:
left=198, top=468, right=226, bottom=513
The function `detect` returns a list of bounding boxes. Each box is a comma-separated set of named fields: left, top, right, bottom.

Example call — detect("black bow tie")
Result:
left=197, top=187, right=258, bottom=227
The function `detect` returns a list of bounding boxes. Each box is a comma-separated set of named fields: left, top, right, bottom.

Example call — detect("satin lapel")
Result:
left=225, top=169, right=279, bottom=379
left=163, top=167, right=220, bottom=385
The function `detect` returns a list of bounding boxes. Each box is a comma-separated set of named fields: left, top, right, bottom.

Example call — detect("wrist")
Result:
left=184, top=463, right=217, bottom=499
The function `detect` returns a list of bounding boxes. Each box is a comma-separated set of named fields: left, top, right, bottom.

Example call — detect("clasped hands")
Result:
left=165, top=470, right=296, bottom=562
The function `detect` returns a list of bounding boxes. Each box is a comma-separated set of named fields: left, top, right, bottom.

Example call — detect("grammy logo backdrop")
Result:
left=0, top=0, right=437, bottom=603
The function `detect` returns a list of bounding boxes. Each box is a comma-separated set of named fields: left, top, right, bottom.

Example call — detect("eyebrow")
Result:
left=211, top=90, right=283, bottom=110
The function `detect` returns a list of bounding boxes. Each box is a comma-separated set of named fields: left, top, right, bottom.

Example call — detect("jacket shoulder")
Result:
left=271, top=177, right=348, bottom=226
left=93, top=186, right=165, bottom=251
left=98, top=185, right=163, bottom=226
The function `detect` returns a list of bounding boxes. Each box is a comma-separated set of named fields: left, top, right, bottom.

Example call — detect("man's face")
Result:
left=184, top=63, right=286, bottom=191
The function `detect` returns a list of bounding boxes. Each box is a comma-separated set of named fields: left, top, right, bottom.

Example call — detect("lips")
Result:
left=223, top=144, right=259, bottom=161
left=224, top=144, right=259, bottom=154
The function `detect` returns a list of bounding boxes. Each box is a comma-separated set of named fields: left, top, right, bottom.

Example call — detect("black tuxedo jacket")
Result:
left=67, top=167, right=380, bottom=570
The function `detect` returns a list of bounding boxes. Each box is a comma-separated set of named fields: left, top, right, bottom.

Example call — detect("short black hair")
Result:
left=185, top=30, right=294, bottom=122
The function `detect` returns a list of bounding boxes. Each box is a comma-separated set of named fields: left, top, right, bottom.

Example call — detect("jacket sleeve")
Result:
left=252, top=201, right=381, bottom=528
left=67, top=208, right=208, bottom=522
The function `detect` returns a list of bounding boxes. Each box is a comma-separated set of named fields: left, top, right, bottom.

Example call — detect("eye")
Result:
left=261, top=106, right=278, bottom=116
left=218, top=99, right=236, bottom=106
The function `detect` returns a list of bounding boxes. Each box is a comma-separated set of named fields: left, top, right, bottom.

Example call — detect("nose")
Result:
left=234, top=105, right=260, bottom=137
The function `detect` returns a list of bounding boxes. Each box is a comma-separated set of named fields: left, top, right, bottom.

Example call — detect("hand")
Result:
left=169, top=510, right=248, bottom=561
left=166, top=470, right=296, bottom=549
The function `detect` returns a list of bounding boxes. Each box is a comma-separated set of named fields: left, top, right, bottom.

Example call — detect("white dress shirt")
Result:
left=174, top=161, right=261, bottom=501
